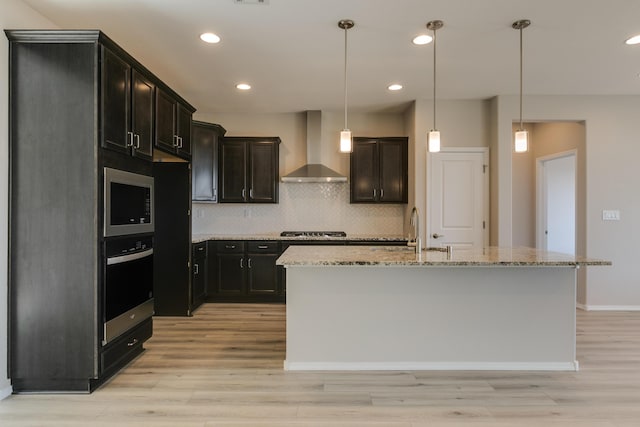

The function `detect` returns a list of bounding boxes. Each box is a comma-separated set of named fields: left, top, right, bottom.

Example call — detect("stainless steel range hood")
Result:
left=281, top=111, right=347, bottom=183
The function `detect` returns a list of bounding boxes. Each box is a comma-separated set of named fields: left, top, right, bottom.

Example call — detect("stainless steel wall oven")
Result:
left=103, top=235, right=154, bottom=344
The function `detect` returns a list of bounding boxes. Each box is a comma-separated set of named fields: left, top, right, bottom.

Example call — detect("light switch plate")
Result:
left=602, top=210, right=620, bottom=221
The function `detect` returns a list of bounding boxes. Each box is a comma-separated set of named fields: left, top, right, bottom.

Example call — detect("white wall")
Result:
left=495, top=95, right=640, bottom=309
left=1, top=0, right=58, bottom=400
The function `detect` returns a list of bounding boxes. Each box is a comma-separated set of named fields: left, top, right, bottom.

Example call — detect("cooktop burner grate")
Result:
left=280, top=231, right=347, bottom=238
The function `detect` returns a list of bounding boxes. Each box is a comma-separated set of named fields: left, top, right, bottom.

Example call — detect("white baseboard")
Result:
left=580, top=305, right=640, bottom=311
left=0, top=384, right=12, bottom=400
left=284, top=360, right=579, bottom=372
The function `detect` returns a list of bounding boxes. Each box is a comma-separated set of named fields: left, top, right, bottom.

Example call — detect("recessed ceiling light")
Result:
left=388, top=84, right=403, bottom=91
left=625, top=34, right=640, bottom=45
left=200, top=32, right=220, bottom=44
left=412, top=34, right=433, bottom=45
left=236, top=83, right=251, bottom=90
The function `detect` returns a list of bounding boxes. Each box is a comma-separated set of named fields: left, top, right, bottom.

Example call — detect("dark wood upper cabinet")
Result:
left=192, top=121, right=226, bottom=202
left=155, top=87, right=193, bottom=160
left=101, top=48, right=153, bottom=161
left=350, top=137, right=408, bottom=204
left=219, top=137, right=280, bottom=203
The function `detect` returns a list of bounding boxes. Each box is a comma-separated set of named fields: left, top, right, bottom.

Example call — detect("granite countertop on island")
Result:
left=276, top=245, right=612, bottom=267
left=192, top=233, right=408, bottom=244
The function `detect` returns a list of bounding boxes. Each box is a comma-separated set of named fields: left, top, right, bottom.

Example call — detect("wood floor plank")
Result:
left=2, top=303, right=640, bottom=425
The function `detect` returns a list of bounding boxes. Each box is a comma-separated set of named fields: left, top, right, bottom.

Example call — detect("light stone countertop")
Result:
left=276, top=245, right=612, bottom=267
left=192, top=233, right=408, bottom=244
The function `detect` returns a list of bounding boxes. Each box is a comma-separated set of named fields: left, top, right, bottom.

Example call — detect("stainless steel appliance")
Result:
left=103, top=235, right=154, bottom=344
left=104, top=167, right=154, bottom=237
left=280, top=231, right=347, bottom=237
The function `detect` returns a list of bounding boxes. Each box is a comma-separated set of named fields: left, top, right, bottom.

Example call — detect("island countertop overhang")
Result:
left=276, top=245, right=611, bottom=267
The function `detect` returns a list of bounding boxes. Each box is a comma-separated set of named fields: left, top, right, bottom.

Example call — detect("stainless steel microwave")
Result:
left=104, top=167, right=154, bottom=237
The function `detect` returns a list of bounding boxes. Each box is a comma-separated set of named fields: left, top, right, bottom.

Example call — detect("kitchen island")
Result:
left=277, top=245, right=610, bottom=371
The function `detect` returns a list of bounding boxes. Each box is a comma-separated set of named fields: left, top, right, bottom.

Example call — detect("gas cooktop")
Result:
left=280, top=231, right=347, bottom=238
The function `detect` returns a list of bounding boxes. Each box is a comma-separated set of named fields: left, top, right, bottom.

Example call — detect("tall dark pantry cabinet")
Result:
left=6, top=30, right=195, bottom=393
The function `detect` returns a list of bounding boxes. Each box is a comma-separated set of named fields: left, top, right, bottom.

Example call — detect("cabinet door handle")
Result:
left=134, top=134, right=140, bottom=149
left=249, top=188, right=254, bottom=199
left=373, top=188, right=377, bottom=198
left=248, top=258, right=252, bottom=268
left=194, top=263, right=199, bottom=274
left=240, top=258, right=244, bottom=268
left=242, top=189, right=246, bottom=199
left=258, top=245, right=269, bottom=249
left=173, top=135, right=179, bottom=148
left=126, top=131, right=134, bottom=147
left=380, top=188, right=384, bottom=198
left=127, top=338, right=139, bottom=347
left=177, top=136, right=183, bottom=148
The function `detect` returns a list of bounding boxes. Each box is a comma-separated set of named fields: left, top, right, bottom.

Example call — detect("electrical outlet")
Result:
left=602, top=210, right=620, bottom=221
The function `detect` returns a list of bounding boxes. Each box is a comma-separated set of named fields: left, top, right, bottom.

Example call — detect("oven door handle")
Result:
left=107, top=248, right=154, bottom=265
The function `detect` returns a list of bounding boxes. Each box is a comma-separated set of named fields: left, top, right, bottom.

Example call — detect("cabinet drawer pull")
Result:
left=258, top=245, right=269, bottom=249
left=225, top=245, right=236, bottom=249
left=197, top=246, right=205, bottom=252
left=127, top=338, right=139, bottom=347
left=194, top=263, right=199, bottom=274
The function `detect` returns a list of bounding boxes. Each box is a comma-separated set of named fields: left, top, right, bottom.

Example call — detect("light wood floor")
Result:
left=2, top=304, right=640, bottom=426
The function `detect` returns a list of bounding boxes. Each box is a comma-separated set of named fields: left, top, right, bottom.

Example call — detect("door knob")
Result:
left=432, top=233, right=444, bottom=239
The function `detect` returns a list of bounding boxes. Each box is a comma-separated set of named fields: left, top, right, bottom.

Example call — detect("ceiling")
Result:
left=20, top=0, right=640, bottom=115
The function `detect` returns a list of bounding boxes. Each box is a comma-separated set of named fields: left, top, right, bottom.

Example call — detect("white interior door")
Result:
left=537, top=152, right=576, bottom=255
left=427, top=149, right=488, bottom=249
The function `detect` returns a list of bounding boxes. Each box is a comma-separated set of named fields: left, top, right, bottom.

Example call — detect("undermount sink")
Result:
left=369, top=246, right=415, bottom=252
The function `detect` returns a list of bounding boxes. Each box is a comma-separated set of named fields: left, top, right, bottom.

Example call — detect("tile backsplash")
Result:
left=192, top=183, right=405, bottom=235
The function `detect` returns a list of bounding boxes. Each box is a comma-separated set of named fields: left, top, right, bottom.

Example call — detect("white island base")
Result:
left=284, top=265, right=579, bottom=371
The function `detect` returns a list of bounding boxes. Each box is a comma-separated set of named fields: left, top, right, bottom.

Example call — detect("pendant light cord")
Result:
left=432, top=26, right=437, bottom=130
left=344, top=25, right=348, bottom=129
left=519, top=25, right=523, bottom=130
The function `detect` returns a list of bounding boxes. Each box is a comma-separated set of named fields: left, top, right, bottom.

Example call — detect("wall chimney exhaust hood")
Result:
left=281, top=111, right=347, bottom=183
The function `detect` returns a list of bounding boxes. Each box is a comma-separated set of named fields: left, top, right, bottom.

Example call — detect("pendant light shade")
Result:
left=427, top=20, right=443, bottom=153
left=428, top=130, right=441, bottom=153
left=340, top=129, right=352, bottom=152
left=338, top=19, right=354, bottom=153
left=513, top=19, right=531, bottom=153
left=514, top=130, right=528, bottom=153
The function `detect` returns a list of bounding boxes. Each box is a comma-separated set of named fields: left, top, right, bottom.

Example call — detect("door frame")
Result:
left=536, top=149, right=577, bottom=252
left=426, top=147, right=490, bottom=248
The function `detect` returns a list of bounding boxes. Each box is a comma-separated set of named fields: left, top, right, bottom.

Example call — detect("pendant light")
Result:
left=427, top=20, right=443, bottom=153
left=338, top=19, right=355, bottom=153
left=513, top=19, right=531, bottom=153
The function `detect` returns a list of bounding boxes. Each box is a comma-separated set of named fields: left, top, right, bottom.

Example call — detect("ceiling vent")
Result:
left=234, top=0, right=269, bottom=4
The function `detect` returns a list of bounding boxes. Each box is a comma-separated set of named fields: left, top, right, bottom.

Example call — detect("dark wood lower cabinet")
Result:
left=205, top=240, right=284, bottom=302
left=198, top=239, right=407, bottom=304
left=192, top=242, right=207, bottom=310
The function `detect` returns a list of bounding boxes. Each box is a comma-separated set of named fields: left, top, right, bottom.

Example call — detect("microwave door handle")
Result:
left=107, top=248, right=154, bottom=265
